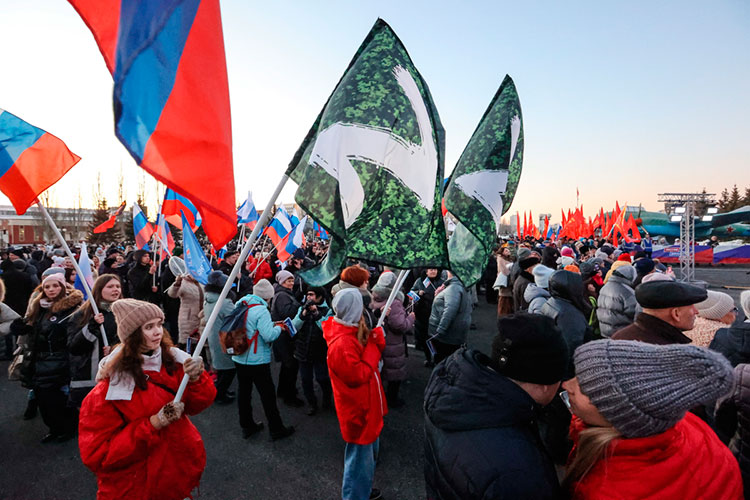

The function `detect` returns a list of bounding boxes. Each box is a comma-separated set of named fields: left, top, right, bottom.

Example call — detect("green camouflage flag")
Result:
left=287, top=19, right=448, bottom=285
left=444, top=75, right=524, bottom=286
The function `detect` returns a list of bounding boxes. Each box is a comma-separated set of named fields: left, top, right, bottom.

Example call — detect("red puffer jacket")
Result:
left=569, top=412, right=743, bottom=499
left=323, top=317, right=387, bottom=445
left=78, top=359, right=216, bottom=500
left=247, top=255, right=272, bottom=285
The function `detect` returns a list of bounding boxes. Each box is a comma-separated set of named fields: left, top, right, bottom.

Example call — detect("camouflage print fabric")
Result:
left=287, top=18, right=448, bottom=286
left=444, top=75, right=524, bottom=286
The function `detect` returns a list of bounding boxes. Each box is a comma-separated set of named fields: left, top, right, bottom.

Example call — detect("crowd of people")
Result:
left=1, top=233, right=749, bottom=499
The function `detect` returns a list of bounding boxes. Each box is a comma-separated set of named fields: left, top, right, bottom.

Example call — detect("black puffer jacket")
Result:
left=540, top=270, right=591, bottom=378
left=710, top=323, right=750, bottom=367
left=424, top=347, right=563, bottom=500
left=293, top=303, right=330, bottom=363
left=271, top=284, right=301, bottom=363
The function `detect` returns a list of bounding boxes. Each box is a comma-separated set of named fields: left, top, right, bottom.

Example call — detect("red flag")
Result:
left=543, top=215, right=549, bottom=240
left=93, top=201, right=127, bottom=234
left=523, top=211, right=528, bottom=239
left=516, top=212, right=521, bottom=239
left=70, top=0, right=236, bottom=249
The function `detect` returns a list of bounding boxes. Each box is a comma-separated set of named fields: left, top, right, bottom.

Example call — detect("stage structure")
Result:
left=657, top=192, right=717, bottom=283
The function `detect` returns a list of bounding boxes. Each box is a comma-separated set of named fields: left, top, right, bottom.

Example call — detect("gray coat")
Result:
left=428, top=277, right=472, bottom=346
left=524, top=284, right=550, bottom=315
left=596, top=266, right=637, bottom=338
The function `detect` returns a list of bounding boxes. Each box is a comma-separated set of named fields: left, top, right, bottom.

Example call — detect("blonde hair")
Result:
left=563, top=426, right=621, bottom=492
left=0, top=278, right=5, bottom=303
left=357, top=316, right=370, bottom=346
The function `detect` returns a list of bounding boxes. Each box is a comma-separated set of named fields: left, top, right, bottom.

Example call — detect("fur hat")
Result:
left=253, top=279, right=274, bottom=301
left=111, top=299, right=165, bottom=343
left=696, top=291, right=736, bottom=321
left=207, top=271, right=228, bottom=288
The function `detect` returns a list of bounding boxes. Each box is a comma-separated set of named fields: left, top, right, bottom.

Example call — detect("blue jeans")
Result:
left=342, top=437, right=379, bottom=500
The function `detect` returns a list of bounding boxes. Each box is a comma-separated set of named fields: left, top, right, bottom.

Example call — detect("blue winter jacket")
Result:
left=231, top=294, right=281, bottom=366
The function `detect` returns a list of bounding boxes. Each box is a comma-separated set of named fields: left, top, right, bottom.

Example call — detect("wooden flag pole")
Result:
left=174, top=174, right=290, bottom=403
left=375, top=269, right=410, bottom=329
left=36, top=200, right=109, bottom=347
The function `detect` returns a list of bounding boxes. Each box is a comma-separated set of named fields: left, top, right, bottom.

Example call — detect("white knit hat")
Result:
left=742, top=291, right=750, bottom=319
left=696, top=291, right=736, bottom=320
left=253, top=279, right=274, bottom=301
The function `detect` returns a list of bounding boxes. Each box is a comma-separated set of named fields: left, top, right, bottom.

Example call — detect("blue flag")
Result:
left=182, top=212, right=211, bottom=285
left=74, top=242, right=95, bottom=300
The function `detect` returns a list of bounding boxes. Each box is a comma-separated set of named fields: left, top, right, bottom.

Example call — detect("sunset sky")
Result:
left=1, top=1, right=748, bottom=222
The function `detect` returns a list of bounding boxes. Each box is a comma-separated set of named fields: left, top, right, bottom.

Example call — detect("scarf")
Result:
left=97, top=345, right=190, bottom=400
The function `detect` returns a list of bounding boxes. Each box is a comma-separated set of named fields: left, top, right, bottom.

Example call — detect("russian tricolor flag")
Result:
left=155, top=211, right=175, bottom=257
left=162, top=187, right=202, bottom=231
left=237, top=191, right=259, bottom=229
left=69, top=0, right=236, bottom=249
left=0, top=109, right=80, bottom=214
left=74, top=242, right=95, bottom=300
left=133, top=203, right=154, bottom=250
left=277, top=217, right=307, bottom=262
left=264, top=208, right=294, bottom=246
left=313, top=221, right=329, bottom=241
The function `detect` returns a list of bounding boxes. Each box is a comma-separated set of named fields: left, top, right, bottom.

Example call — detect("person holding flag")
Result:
left=127, top=250, right=158, bottom=302
left=67, top=274, right=123, bottom=409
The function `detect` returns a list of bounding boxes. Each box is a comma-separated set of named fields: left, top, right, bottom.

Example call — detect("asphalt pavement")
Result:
left=0, top=266, right=748, bottom=500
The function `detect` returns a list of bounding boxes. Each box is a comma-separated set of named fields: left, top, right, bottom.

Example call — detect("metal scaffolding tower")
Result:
left=657, top=192, right=716, bottom=283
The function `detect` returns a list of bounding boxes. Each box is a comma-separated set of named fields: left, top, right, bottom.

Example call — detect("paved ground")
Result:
left=0, top=267, right=747, bottom=500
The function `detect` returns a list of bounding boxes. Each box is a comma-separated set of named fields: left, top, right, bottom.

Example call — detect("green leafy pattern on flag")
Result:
left=444, top=75, right=524, bottom=286
left=287, top=19, right=448, bottom=285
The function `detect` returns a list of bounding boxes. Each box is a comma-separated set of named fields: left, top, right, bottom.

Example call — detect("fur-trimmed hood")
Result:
left=26, top=284, right=84, bottom=322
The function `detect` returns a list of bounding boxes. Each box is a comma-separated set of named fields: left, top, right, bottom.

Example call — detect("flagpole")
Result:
left=36, top=200, right=109, bottom=347
left=174, top=174, right=290, bottom=403
left=235, top=224, right=246, bottom=290
left=375, top=269, right=410, bottom=329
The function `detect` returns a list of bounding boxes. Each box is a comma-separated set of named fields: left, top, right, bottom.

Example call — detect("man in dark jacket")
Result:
left=1, top=259, right=34, bottom=316
left=424, top=313, right=569, bottom=500
left=541, top=244, right=560, bottom=270
left=292, top=287, right=332, bottom=415
left=612, top=280, right=707, bottom=344
left=428, top=271, right=472, bottom=364
left=512, top=250, right=541, bottom=312
left=271, top=270, right=303, bottom=407
left=126, top=249, right=158, bottom=303
left=9, top=249, right=39, bottom=287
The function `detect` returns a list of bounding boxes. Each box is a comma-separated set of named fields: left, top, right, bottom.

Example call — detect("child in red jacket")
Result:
left=324, top=288, right=387, bottom=500
left=78, top=299, right=216, bottom=500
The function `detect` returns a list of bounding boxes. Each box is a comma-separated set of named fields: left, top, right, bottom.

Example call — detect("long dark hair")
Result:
left=109, top=326, right=177, bottom=390
left=77, top=274, right=121, bottom=325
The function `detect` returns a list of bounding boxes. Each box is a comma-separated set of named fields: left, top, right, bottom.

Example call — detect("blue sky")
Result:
left=1, top=1, right=748, bottom=221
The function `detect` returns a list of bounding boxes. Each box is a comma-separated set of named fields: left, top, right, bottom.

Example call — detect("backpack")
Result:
left=218, top=301, right=263, bottom=356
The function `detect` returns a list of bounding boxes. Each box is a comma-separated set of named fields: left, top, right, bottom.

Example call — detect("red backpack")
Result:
left=218, top=302, right=263, bottom=356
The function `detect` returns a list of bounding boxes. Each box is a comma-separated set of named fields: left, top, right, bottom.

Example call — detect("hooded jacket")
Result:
left=428, top=277, right=472, bottom=345
left=202, top=291, right=236, bottom=371
left=78, top=347, right=216, bottom=500
left=596, top=266, right=637, bottom=337
left=270, top=283, right=301, bottom=363
left=372, top=294, right=414, bottom=382
left=513, top=270, right=535, bottom=312
left=323, top=317, right=387, bottom=445
left=524, top=284, right=551, bottom=315
left=709, top=323, right=750, bottom=367
left=568, top=413, right=742, bottom=499
left=424, top=347, right=563, bottom=500
left=231, top=294, right=281, bottom=366
left=540, top=272, right=590, bottom=377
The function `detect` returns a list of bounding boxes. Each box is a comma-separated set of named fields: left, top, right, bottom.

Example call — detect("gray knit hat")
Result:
left=111, top=298, right=165, bottom=343
left=573, top=339, right=734, bottom=438
left=253, top=279, right=274, bottom=301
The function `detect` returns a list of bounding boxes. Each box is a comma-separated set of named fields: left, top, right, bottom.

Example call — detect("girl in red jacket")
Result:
left=324, top=287, right=386, bottom=500
left=78, top=299, right=216, bottom=500
left=562, top=339, right=741, bottom=500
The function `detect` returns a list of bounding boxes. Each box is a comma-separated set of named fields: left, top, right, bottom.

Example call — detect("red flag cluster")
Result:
left=517, top=202, right=641, bottom=243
